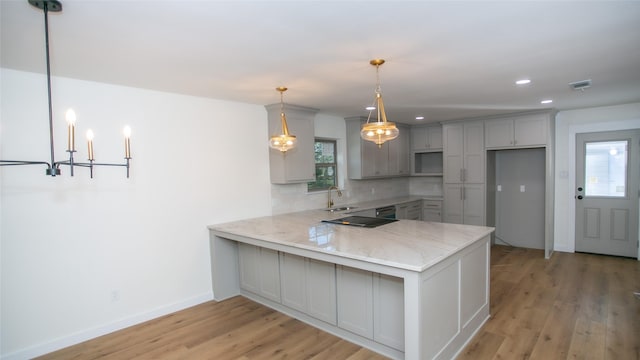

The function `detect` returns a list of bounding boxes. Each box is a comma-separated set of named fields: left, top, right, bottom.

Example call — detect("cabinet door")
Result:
left=463, top=122, right=485, bottom=183
left=423, top=200, right=442, bottom=222
left=411, top=126, right=428, bottom=150
left=238, top=243, right=260, bottom=294
left=396, top=203, right=409, bottom=219
left=306, top=259, right=337, bottom=325
left=406, top=202, right=423, bottom=220
left=444, top=184, right=464, bottom=224
left=443, top=124, right=464, bottom=183
left=373, top=274, right=404, bottom=351
left=463, top=184, right=485, bottom=226
left=280, top=253, right=307, bottom=312
left=427, top=126, right=443, bottom=150
left=389, top=126, right=410, bottom=176
left=514, top=115, right=548, bottom=146
left=423, top=209, right=442, bottom=222
left=362, top=140, right=389, bottom=177
left=238, top=244, right=281, bottom=302
left=484, top=118, right=514, bottom=148
left=337, top=266, right=373, bottom=338
left=258, top=248, right=281, bottom=302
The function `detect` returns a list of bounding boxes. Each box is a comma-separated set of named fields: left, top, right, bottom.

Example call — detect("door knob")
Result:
left=577, top=187, right=583, bottom=192
left=576, top=195, right=583, bottom=200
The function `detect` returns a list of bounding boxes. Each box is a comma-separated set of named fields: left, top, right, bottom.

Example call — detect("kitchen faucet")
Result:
left=327, top=186, right=342, bottom=208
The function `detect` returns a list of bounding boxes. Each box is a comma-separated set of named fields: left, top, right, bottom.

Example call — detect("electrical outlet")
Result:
left=520, top=185, right=525, bottom=192
left=497, top=185, right=502, bottom=192
left=111, top=290, right=120, bottom=303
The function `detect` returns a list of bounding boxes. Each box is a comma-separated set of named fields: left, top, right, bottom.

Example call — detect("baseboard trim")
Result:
left=2, top=292, right=213, bottom=360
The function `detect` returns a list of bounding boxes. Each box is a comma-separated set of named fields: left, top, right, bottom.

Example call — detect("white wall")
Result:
left=554, top=102, right=640, bottom=253
left=0, top=69, right=272, bottom=358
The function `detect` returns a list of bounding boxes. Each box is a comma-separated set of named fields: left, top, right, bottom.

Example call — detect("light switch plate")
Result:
left=520, top=185, right=525, bottom=192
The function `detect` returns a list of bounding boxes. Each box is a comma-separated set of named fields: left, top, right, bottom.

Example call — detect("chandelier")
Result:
left=360, top=59, right=399, bottom=148
left=268, top=86, right=297, bottom=153
left=0, top=0, right=132, bottom=178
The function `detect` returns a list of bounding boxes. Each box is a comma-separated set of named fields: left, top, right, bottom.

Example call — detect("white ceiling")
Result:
left=2, top=0, right=640, bottom=124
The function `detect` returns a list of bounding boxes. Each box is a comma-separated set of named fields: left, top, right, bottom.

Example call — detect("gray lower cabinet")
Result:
left=337, top=266, right=374, bottom=338
left=240, top=244, right=404, bottom=354
left=422, top=199, right=443, bottom=222
left=280, top=253, right=337, bottom=325
left=373, top=274, right=405, bottom=351
left=238, top=243, right=281, bottom=302
left=396, top=201, right=422, bottom=220
left=337, top=265, right=405, bottom=352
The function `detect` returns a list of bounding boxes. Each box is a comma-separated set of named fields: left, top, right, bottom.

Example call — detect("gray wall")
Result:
left=494, top=148, right=546, bottom=249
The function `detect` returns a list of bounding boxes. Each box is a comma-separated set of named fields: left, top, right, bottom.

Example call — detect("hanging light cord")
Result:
left=367, top=63, right=385, bottom=124
left=43, top=1, right=57, bottom=172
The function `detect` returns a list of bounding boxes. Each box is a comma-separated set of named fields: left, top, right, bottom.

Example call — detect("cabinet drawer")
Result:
left=423, top=200, right=442, bottom=209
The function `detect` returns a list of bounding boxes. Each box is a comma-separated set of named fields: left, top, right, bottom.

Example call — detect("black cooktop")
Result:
left=321, top=216, right=397, bottom=228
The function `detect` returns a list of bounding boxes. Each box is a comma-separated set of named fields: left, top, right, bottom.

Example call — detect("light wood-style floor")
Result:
left=37, top=245, right=640, bottom=360
left=459, top=246, right=640, bottom=360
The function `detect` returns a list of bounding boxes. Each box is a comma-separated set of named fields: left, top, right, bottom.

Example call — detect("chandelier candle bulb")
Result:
left=123, top=126, right=131, bottom=159
left=86, top=130, right=94, bottom=161
left=66, top=108, right=76, bottom=151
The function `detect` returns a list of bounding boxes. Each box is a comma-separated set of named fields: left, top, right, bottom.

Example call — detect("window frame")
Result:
left=307, top=138, right=338, bottom=192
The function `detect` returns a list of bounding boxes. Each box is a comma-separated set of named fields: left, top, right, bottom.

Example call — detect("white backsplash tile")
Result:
left=271, top=177, right=413, bottom=215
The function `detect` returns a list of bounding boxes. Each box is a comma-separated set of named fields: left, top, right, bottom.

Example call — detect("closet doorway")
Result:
left=487, top=148, right=546, bottom=249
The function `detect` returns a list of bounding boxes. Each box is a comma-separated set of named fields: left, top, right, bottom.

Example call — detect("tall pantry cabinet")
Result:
left=443, top=121, right=485, bottom=225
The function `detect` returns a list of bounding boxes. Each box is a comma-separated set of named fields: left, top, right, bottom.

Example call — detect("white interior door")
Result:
left=575, top=130, right=640, bottom=258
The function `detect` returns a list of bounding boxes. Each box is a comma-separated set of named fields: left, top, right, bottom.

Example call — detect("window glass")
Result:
left=308, top=139, right=337, bottom=192
left=584, top=140, right=627, bottom=197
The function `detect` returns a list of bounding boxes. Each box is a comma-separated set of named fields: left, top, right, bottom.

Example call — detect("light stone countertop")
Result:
left=209, top=207, right=494, bottom=272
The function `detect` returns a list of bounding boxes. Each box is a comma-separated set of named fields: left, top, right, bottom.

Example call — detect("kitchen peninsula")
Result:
left=208, top=208, right=494, bottom=360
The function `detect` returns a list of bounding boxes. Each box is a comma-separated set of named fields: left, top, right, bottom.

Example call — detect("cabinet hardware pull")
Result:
left=459, top=169, right=464, bottom=182
left=460, top=187, right=463, bottom=200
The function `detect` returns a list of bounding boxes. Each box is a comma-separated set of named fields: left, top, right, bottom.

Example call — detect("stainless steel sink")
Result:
left=323, top=206, right=358, bottom=212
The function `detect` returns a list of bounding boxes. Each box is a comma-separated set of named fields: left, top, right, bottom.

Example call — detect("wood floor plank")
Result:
left=35, top=245, right=640, bottom=360
left=455, top=330, right=504, bottom=359
left=567, top=317, right=606, bottom=360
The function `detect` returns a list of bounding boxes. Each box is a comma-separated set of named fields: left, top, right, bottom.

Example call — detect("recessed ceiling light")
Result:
left=515, top=79, right=531, bottom=85
left=415, top=116, right=424, bottom=120
left=541, top=99, right=553, bottom=104
left=365, top=106, right=376, bottom=111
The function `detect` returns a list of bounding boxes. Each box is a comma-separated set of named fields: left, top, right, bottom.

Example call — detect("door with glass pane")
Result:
left=575, top=130, right=640, bottom=258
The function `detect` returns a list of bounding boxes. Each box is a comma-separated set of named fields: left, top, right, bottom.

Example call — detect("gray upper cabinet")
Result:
left=411, top=125, right=443, bottom=151
left=443, top=122, right=485, bottom=184
left=266, top=104, right=317, bottom=184
left=443, top=121, right=485, bottom=226
left=346, top=116, right=409, bottom=179
left=485, top=113, right=549, bottom=149
left=388, top=124, right=410, bottom=176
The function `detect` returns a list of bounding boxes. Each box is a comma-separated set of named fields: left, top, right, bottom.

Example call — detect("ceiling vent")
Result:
left=569, top=79, right=592, bottom=91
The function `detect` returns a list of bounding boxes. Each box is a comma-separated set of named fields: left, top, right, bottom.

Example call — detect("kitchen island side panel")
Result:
left=418, top=236, right=490, bottom=360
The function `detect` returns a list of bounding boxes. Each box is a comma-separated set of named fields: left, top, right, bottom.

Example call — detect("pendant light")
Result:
left=0, top=0, right=132, bottom=178
left=360, top=59, right=399, bottom=148
left=269, top=86, right=297, bottom=153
